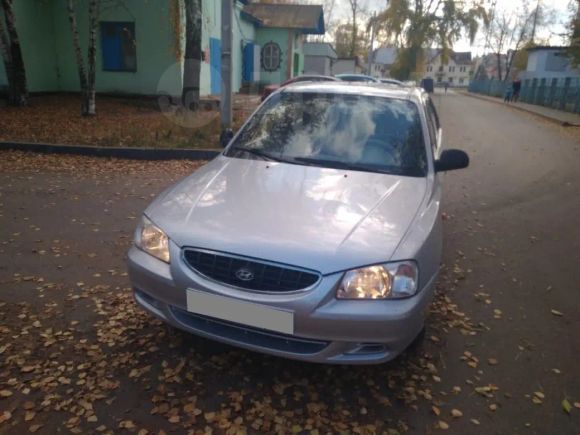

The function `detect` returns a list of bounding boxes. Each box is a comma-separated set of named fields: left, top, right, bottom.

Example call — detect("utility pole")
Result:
left=221, top=0, right=233, bottom=137
left=367, top=12, right=376, bottom=76
left=531, top=0, right=541, bottom=43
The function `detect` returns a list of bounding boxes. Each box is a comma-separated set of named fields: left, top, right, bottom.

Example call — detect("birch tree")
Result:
left=0, top=0, right=28, bottom=106
left=375, top=0, right=487, bottom=80
left=182, top=0, right=202, bottom=111
left=67, top=0, right=99, bottom=116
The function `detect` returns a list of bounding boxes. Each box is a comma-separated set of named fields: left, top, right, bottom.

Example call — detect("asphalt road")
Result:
left=1, top=92, right=579, bottom=435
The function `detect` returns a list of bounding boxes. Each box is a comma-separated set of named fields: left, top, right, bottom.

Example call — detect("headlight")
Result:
left=336, top=261, right=418, bottom=300
left=135, top=216, right=170, bottom=263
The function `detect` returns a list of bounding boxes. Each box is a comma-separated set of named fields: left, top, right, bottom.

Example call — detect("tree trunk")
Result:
left=1, top=0, right=28, bottom=106
left=182, top=0, right=202, bottom=111
left=0, top=11, right=13, bottom=98
left=85, top=0, right=98, bottom=116
left=496, top=52, right=502, bottom=81
left=67, top=0, right=98, bottom=116
left=67, top=0, right=88, bottom=114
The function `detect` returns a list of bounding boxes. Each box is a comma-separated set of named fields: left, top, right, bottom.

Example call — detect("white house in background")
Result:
left=303, top=42, right=337, bottom=76
left=370, top=47, right=398, bottom=78
left=424, top=49, right=472, bottom=86
left=332, top=57, right=366, bottom=75
left=519, top=46, right=580, bottom=82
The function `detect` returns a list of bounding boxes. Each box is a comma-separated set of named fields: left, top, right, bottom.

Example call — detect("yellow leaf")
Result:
left=25, top=411, right=35, bottom=422
left=0, top=390, right=13, bottom=397
left=438, top=420, right=449, bottom=430
left=451, top=409, right=463, bottom=418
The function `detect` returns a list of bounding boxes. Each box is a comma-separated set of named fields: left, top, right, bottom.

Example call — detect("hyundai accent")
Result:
left=127, top=83, right=469, bottom=364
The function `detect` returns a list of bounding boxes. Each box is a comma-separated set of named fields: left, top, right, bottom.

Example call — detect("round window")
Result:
left=261, top=42, right=282, bottom=72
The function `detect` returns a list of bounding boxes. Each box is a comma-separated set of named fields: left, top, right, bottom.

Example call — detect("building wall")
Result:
left=0, top=0, right=182, bottom=96
left=0, top=1, right=60, bottom=92
left=332, top=59, right=356, bottom=75
left=521, top=50, right=580, bottom=81
left=304, top=56, right=330, bottom=75
left=233, top=4, right=257, bottom=90
left=255, top=27, right=290, bottom=85
left=425, top=55, right=471, bottom=86
left=54, top=0, right=182, bottom=96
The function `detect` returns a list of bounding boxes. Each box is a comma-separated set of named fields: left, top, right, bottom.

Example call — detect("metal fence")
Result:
left=469, top=77, right=580, bottom=114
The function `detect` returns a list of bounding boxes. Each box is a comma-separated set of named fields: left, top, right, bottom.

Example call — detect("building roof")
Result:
left=303, top=42, right=337, bottom=59
left=373, top=47, right=397, bottom=66
left=526, top=45, right=569, bottom=52
left=242, top=4, right=325, bottom=35
left=426, top=49, right=472, bottom=65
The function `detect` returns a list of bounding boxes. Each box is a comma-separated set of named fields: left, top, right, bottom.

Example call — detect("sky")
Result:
left=331, top=0, right=573, bottom=55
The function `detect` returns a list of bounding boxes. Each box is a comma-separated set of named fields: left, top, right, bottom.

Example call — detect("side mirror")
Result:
left=220, top=128, right=234, bottom=148
left=435, top=149, right=470, bottom=172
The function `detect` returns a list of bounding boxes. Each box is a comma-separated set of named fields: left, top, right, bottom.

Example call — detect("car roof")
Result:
left=280, top=81, right=424, bottom=102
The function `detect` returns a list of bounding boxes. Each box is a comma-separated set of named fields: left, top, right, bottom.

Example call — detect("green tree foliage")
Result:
left=374, top=0, right=488, bottom=79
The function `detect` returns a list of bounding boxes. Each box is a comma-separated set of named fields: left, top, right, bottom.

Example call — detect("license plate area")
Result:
left=186, top=289, right=294, bottom=335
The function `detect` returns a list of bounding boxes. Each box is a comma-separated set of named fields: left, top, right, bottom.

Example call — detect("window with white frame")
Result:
left=449, top=66, right=455, bottom=72
left=261, top=42, right=282, bottom=72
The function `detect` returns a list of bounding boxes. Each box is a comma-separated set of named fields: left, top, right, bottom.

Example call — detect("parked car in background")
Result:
left=379, top=78, right=404, bottom=86
left=335, top=74, right=380, bottom=83
left=261, top=75, right=339, bottom=101
left=128, top=82, right=470, bottom=364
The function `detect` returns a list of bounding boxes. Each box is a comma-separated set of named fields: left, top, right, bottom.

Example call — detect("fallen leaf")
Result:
left=119, top=420, right=136, bottom=429
left=0, top=411, right=11, bottom=424
left=470, top=419, right=480, bottom=425
left=438, top=420, right=449, bottom=430
left=487, top=358, right=499, bottom=365
left=24, top=411, right=35, bottom=422
left=30, top=424, right=43, bottom=433
left=0, top=390, right=13, bottom=398
left=551, top=309, right=563, bottom=317
left=562, top=399, right=572, bottom=414
left=451, top=409, right=463, bottom=418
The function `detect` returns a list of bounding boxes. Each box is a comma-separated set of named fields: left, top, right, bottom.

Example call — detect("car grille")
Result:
left=171, top=307, right=329, bottom=354
left=182, top=249, right=320, bottom=292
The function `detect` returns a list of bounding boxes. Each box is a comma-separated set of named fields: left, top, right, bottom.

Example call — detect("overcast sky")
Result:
left=331, top=0, right=573, bottom=54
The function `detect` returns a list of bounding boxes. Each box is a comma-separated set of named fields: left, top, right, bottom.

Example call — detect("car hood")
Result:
left=147, top=156, right=427, bottom=275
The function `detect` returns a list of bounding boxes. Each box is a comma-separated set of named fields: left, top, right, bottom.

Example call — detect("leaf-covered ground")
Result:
left=0, top=95, right=257, bottom=149
left=1, top=90, right=579, bottom=435
left=0, top=151, right=488, bottom=435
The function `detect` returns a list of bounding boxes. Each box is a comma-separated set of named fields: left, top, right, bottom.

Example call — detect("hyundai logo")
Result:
left=235, top=268, right=254, bottom=282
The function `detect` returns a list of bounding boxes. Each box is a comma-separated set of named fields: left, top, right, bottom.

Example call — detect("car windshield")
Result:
left=226, top=92, right=427, bottom=177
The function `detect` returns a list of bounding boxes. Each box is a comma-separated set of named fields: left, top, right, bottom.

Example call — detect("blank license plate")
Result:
left=186, top=289, right=294, bottom=335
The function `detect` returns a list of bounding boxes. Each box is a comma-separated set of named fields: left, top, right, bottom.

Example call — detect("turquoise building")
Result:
left=0, top=0, right=324, bottom=99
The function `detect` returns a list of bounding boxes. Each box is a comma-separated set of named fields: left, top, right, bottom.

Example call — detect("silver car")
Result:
left=127, top=83, right=469, bottom=364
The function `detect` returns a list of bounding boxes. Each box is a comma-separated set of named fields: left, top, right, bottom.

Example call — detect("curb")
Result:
left=0, top=141, right=221, bottom=160
left=460, top=92, right=580, bottom=127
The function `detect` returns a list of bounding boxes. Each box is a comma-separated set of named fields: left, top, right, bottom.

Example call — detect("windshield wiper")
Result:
left=293, top=157, right=407, bottom=175
left=231, top=146, right=287, bottom=163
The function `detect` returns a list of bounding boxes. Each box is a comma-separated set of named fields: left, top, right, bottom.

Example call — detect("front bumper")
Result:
left=127, top=244, right=436, bottom=364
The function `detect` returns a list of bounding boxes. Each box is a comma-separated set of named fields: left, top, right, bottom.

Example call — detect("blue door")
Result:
left=210, top=38, right=221, bottom=95
left=243, top=43, right=255, bottom=83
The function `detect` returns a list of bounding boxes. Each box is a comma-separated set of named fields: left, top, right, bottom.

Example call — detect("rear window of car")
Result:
left=227, top=92, right=427, bottom=177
